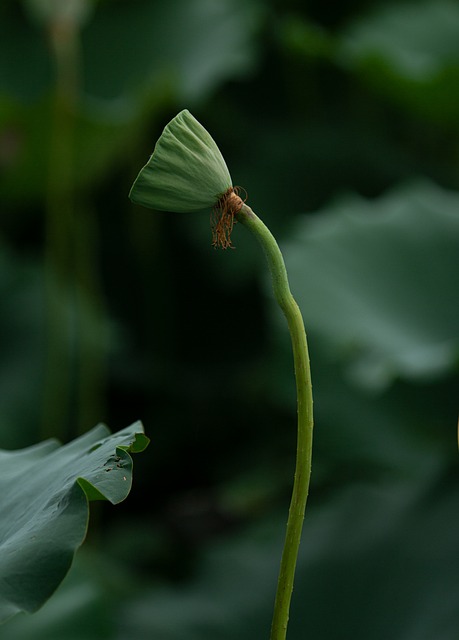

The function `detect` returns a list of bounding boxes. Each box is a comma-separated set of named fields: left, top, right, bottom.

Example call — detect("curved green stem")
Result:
left=236, top=203, right=314, bottom=640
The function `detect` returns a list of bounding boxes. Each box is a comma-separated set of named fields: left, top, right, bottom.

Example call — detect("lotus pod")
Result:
left=129, top=110, right=233, bottom=213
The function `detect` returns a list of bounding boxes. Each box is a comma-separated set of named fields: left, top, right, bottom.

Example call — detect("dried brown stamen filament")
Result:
left=211, top=186, right=246, bottom=249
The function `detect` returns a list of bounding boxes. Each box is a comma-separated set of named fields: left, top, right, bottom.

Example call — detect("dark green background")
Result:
left=1, top=0, right=458, bottom=637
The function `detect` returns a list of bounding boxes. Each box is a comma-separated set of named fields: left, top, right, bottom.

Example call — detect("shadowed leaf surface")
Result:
left=339, top=0, right=459, bottom=124
left=283, top=181, right=459, bottom=387
left=0, top=422, right=148, bottom=623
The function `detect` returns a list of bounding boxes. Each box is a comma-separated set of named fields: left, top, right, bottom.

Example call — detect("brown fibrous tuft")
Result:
left=211, top=186, right=246, bottom=249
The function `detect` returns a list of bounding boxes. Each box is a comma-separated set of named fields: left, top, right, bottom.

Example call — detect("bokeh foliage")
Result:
left=1, top=0, right=458, bottom=638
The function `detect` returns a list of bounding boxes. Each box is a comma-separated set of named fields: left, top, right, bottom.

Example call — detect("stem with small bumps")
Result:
left=236, top=203, right=314, bottom=640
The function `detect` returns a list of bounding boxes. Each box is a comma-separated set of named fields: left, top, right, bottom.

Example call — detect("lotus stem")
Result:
left=128, top=109, right=314, bottom=640
left=236, top=203, right=314, bottom=640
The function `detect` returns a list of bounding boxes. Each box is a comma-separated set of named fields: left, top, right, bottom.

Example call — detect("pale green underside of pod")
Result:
left=129, top=110, right=233, bottom=213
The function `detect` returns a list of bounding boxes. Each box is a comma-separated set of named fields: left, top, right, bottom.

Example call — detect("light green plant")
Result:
left=130, top=110, right=314, bottom=640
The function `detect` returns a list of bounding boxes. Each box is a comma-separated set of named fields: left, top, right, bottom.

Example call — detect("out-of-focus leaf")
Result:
left=263, top=331, right=456, bottom=490
left=116, top=472, right=459, bottom=640
left=282, top=181, right=459, bottom=386
left=4, top=473, right=458, bottom=640
left=0, top=550, right=116, bottom=640
left=339, top=0, right=459, bottom=124
left=0, top=0, right=262, bottom=204
left=289, top=474, right=459, bottom=640
left=341, top=0, right=459, bottom=80
left=0, top=422, right=148, bottom=623
left=1, top=0, right=260, bottom=104
left=81, top=0, right=261, bottom=103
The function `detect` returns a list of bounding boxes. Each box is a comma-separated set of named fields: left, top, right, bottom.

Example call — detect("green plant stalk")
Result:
left=42, top=18, right=80, bottom=440
left=43, top=15, right=107, bottom=438
left=236, top=203, right=314, bottom=640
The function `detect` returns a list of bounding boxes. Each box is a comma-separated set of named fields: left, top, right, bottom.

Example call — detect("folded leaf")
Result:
left=0, top=421, right=149, bottom=623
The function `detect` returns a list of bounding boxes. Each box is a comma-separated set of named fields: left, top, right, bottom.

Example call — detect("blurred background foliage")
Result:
left=1, top=0, right=458, bottom=637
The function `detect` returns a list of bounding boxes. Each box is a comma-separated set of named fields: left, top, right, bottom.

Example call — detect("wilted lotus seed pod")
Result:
left=129, top=110, right=244, bottom=248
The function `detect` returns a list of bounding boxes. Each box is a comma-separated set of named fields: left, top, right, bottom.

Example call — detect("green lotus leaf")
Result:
left=0, top=421, right=149, bottom=624
left=129, top=109, right=233, bottom=212
left=283, top=181, right=459, bottom=384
